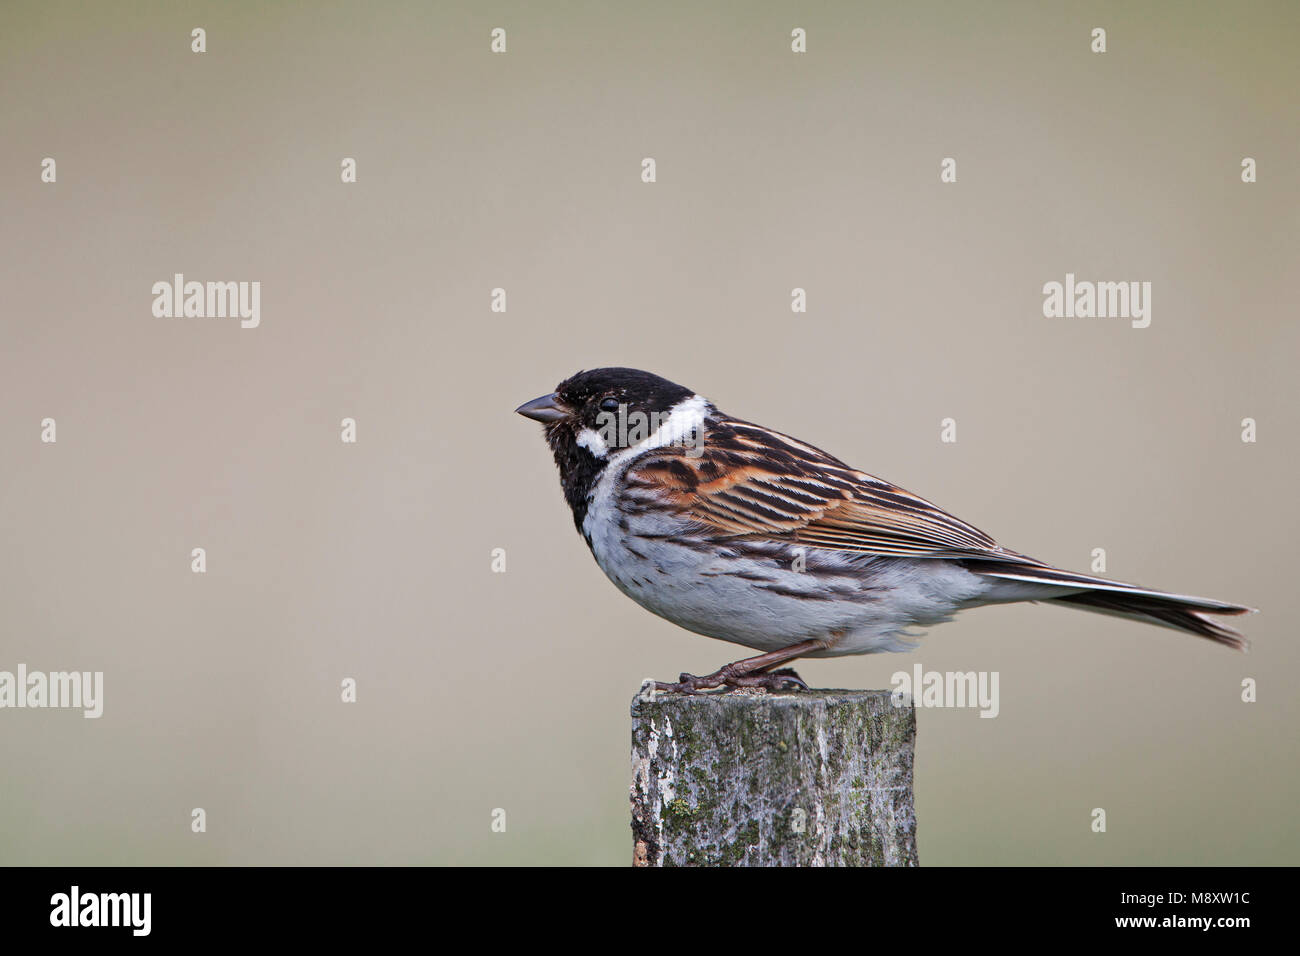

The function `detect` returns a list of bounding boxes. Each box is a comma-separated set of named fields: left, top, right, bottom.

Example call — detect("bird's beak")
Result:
left=514, top=392, right=569, bottom=424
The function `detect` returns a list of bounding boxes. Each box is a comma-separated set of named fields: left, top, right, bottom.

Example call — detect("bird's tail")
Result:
left=966, top=560, right=1254, bottom=650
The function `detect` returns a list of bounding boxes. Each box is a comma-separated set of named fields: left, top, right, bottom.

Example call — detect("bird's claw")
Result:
left=653, top=667, right=808, bottom=695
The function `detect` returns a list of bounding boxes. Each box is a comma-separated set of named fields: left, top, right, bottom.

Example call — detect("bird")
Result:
left=516, top=367, right=1253, bottom=693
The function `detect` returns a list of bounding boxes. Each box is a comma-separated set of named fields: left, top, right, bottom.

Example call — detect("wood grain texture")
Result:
left=631, top=689, right=917, bottom=866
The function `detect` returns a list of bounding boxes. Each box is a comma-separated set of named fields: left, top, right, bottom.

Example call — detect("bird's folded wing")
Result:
left=625, top=423, right=1031, bottom=562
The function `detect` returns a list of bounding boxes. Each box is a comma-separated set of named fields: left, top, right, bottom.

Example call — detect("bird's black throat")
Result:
left=545, top=424, right=606, bottom=534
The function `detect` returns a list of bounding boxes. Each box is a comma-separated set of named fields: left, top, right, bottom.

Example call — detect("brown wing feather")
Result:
left=625, top=418, right=1030, bottom=562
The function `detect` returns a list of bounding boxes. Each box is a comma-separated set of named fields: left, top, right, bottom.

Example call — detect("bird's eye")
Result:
left=599, top=397, right=620, bottom=413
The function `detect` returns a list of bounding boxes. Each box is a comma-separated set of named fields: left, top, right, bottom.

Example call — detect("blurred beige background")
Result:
left=1, top=0, right=1296, bottom=865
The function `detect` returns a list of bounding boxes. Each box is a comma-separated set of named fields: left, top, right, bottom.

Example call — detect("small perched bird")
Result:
left=516, top=368, right=1253, bottom=693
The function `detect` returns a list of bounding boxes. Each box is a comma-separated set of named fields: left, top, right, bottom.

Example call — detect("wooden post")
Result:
left=630, top=688, right=917, bottom=867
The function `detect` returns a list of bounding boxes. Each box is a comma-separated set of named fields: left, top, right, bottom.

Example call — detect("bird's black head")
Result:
left=515, top=367, right=699, bottom=530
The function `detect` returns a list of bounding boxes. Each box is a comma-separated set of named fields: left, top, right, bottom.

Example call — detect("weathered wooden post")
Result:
left=630, top=688, right=917, bottom=866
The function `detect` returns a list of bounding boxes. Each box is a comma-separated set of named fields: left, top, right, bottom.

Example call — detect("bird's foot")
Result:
left=653, top=666, right=808, bottom=695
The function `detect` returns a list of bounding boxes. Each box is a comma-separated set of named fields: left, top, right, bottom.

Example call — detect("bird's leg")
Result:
left=654, top=638, right=827, bottom=694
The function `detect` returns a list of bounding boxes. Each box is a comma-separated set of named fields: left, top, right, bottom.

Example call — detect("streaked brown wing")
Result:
left=625, top=418, right=1029, bottom=562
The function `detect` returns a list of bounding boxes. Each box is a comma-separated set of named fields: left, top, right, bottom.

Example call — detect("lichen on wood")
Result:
left=631, top=688, right=917, bottom=867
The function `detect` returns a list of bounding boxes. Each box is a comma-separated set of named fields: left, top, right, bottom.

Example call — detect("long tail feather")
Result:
left=966, top=560, right=1253, bottom=651
left=1049, top=589, right=1250, bottom=650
